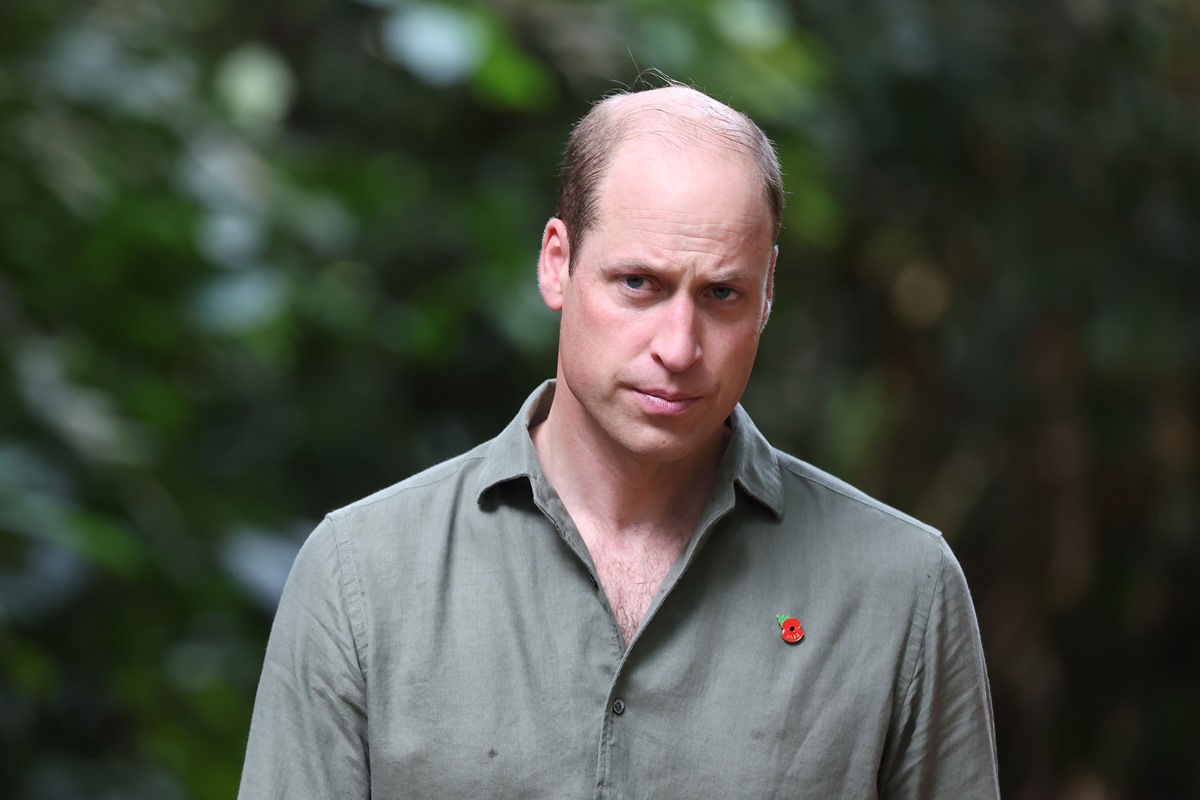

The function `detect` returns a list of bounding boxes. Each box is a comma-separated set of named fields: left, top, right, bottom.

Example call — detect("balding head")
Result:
left=555, top=85, right=784, bottom=273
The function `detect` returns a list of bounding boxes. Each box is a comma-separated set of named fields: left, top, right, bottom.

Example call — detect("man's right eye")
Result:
left=623, top=276, right=647, bottom=290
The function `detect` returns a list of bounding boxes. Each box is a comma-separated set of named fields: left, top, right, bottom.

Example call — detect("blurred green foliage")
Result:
left=1, top=0, right=1197, bottom=797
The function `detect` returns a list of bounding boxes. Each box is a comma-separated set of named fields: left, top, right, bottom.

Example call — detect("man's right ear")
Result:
left=537, top=218, right=570, bottom=312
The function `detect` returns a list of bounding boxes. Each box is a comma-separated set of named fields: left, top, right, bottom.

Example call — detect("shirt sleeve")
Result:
left=879, top=538, right=1001, bottom=799
left=239, top=517, right=370, bottom=800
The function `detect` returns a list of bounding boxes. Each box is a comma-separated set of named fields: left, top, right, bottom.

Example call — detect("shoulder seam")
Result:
left=326, top=514, right=370, bottom=673
left=777, top=456, right=941, bottom=540
left=329, top=454, right=488, bottom=517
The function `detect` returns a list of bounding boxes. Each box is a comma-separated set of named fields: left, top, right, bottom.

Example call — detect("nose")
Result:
left=651, top=296, right=702, bottom=373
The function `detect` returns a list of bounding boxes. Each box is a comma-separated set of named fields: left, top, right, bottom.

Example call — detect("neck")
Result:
left=531, top=388, right=727, bottom=533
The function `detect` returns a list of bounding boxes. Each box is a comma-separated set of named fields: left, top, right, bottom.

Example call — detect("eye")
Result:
left=623, top=275, right=647, bottom=290
left=710, top=286, right=736, bottom=301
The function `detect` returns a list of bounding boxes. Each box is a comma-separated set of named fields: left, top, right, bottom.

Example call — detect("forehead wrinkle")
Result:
left=621, top=207, right=769, bottom=249
left=595, top=147, right=770, bottom=243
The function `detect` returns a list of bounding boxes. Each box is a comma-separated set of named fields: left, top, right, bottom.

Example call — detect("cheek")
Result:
left=711, top=327, right=763, bottom=379
left=569, top=295, right=640, bottom=353
left=559, top=303, right=624, bottom=384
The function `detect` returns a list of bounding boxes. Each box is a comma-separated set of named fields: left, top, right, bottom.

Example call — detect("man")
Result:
left=239, top=85, right=1000, bottom=798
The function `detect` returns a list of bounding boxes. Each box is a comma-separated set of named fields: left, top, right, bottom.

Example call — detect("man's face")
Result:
left=538, top=137, right=777, bottom=464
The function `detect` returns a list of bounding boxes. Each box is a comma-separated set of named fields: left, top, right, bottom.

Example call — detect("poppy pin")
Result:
left=777, top=614, right=804, bottom=644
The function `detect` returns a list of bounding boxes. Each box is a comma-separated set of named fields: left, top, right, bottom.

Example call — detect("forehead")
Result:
left=590, top=135, right=772, bottom=248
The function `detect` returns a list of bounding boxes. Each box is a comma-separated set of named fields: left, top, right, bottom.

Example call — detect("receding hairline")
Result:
left=570, top=85, right=783, bottom=234
left=594, top=85, right=752, bottom=128
left=553, top=83, right=785, bottom=273
left=589, top=86, right=765, bottom=161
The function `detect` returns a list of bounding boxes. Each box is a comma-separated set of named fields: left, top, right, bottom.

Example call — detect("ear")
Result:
left=759, top=245, right=778, bottom=332
left=537, top=217, right=571, bottom=312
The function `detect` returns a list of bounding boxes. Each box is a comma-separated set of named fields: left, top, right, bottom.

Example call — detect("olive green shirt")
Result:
left=239, top=382, right=1000, bottom=799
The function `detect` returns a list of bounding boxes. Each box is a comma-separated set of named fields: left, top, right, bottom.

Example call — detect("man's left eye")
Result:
left=711, top=287, right=735, bottom=301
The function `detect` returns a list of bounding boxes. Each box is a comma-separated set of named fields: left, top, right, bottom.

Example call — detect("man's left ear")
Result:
left=760, top=246, right=778, bottom=332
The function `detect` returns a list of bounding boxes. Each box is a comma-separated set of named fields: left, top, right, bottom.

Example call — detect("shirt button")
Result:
left=612, top=699, right=625, bottom=715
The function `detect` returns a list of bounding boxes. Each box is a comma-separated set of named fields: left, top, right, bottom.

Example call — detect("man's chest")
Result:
left=579, top=520, right=694, bottom=646
left=356, top=515, right=909, bottom=799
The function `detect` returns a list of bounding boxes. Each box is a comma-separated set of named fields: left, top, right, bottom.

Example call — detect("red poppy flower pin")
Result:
left=777, top=614, right=804, bottom=644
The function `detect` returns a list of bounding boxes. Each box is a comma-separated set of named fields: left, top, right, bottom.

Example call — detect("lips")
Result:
left=632, top=387, right=701, bottom=416
left=641, top=388, right=696, bottom=402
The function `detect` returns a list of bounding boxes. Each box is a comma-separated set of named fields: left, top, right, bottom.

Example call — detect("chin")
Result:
left=617, top=427, right=718, bottom=465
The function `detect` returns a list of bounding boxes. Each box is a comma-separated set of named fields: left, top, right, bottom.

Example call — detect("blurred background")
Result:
left=1, top=0, right=1197, bottom=797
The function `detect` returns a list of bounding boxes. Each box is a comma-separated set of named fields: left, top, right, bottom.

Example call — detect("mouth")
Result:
left=632, top=388, right=701, bottom=416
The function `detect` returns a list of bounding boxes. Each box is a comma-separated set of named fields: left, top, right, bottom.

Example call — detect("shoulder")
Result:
left=327, top=439, right=491, bottom=525
left=775, top=449, right=938, bottom=536
left=771, top=448, right=952, bottom=580
left=299, top=439, right=499, bottom=574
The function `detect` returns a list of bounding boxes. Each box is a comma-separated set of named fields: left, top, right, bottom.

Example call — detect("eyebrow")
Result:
left=597, top=258, right=653, bottom=274
left=706, top=269, right=756, bottom=285
left=598, top=259, right=756, bottom=285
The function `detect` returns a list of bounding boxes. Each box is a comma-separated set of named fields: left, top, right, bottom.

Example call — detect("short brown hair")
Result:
left=554, top=85, right=785, bottom=271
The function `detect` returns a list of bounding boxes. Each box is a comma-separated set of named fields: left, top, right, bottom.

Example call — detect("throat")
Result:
left=529, top=399, right=727, bottom=645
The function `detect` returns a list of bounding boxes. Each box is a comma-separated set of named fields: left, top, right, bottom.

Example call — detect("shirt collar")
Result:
left=475, top=380, right=784, bottom=518
left=721, top=403, right=785, bottom=519
left=474, top=380, right=556, bottom=501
